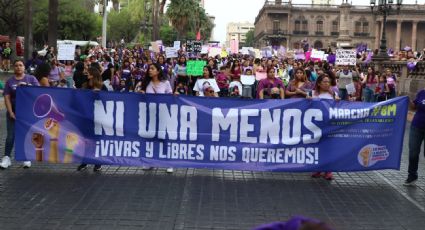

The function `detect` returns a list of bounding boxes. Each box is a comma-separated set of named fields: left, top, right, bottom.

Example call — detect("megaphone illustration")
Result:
left=33, top=94, right=65, bottom=122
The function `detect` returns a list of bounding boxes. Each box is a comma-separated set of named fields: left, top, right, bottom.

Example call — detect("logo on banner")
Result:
left=358, top=144, right=389, bottom=167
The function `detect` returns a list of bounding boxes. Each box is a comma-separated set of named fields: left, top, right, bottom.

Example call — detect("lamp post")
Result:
left=370, top=0, right=402, bottom=60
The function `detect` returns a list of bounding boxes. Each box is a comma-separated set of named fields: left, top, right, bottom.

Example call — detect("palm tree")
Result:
left=166, top=0, right=197, bottom=39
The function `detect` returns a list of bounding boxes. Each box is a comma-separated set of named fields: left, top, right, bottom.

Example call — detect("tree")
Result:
left=107, top=8, right=139, bottom=42
left=244, top=30, right=255, bottom=47
left=159, top=24, right=177, bottom=46
left=167, top=0, right=214, bottom=41
left=33, top=0, right=101, bottom=46
left=0, top=0, right=25, bottom=60
left=24, top=0, right=34, bottom=61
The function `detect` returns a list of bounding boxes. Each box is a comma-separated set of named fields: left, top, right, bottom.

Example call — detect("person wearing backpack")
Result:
left=2, top=42, right=13, bottom=72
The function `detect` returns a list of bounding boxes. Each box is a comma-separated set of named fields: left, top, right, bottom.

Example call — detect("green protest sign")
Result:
left=187, top=60, right=206, bottom=76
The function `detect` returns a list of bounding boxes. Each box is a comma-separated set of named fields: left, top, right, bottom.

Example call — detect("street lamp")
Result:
left=370, top=0, right=402, bottom=60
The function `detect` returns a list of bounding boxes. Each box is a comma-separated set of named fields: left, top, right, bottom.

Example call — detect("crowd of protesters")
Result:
left=1, top=43, right=425, bottom=185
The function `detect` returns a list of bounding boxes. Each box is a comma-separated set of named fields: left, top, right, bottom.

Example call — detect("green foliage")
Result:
left=159, top=24, right=177, bottom=46
left=107, top=7, right=139, bottom=42
left=166, top=0, right=214, bottom=41
left=244, top=30, right=255, bottom=47
left=33, top=0, right=100, bottom=45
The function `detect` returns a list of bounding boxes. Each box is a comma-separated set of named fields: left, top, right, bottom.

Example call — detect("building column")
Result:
left=412, top=21, right=418, bottom=51
left=395, top=20, right=401, bottom=51
left=374, top=21, right=380, bottom=50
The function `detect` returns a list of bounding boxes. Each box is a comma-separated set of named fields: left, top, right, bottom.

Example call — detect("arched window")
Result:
left=295, top=20, right=301, bottom=31
left=332, top=20, right=339, bottom=32
left=316, top=21, right=323, bottom=33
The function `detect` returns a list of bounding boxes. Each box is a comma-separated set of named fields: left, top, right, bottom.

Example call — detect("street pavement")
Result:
left=0, top=79, right=425, bottom=229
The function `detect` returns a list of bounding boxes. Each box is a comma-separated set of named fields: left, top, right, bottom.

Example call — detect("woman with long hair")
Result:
left=77, top=67, right=106, bottom=172
left=139, top=63, right=174, bottom=173
left=193, top=66, right=220, bottom=97
left=285, top=68, right=312, bottom=98
left=257, top=67, right=285, bottom=99
left=308, top=74, right=340, bottom=180
left=361, top=66, right=377, bottom=102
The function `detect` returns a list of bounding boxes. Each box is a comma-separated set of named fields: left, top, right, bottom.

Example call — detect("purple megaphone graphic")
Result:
left=33, top=94, right=65, bottom=122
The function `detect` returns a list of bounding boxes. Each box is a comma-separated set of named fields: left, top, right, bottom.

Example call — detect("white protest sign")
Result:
left=150, top=42, right=160, bottom=53
left=346, top=82, right=356, bottom=95
left=241, top=75, right=256, bottom=85
left=165, top=47, right=178, bottom=58
left=57, top=43, right=76, bottom=60
left=201, top=45, right=209, bottom=54
left=173, top=41, right=181, bottom=49
left=208, top=47, right=221, bottom=57
left=336, top=49, right=357, bottom=66
left=311, top=50, right=325, bottom=60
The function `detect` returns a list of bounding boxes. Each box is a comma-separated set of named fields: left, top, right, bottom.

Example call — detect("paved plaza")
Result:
left=0, top=81, right=425, bottom=229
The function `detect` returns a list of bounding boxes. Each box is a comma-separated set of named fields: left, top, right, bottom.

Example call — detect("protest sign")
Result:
left=241, top=75, right=256, bottom=85
left=187, top=60, right=206, bottom=76
left=57, top=43, right=76, bottom=61
left=336, top=49, right=357, bottom=66
left=311, top=50, right=325, bottom=60
left=16, top=87, right=408, bottom=172
left=230, top=39, right=239, bottom=54
left=150, top=42, right=160, bottom=53
left=201, top=45, right=209, bottom=54
left=209, top=47, right=221, bottom=57
left=173, top=41, right=181, bottom=49
left=165, top=47, right=178, bottom=58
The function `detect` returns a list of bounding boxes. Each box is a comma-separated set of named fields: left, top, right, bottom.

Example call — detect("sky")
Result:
left=203, top=0, right=424, bottom=44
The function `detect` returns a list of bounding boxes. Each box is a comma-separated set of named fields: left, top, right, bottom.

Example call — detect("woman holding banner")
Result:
left=77, top=67, right=106, bottom=172
left=1, top=60, right=39, bottom=169
left=193, top=66, right=219, bottom=97
left=308, top=74, right=340, bottom=180
left=257, top=67, right=285, bottom=99
left=140, top=63, right=174, bottom=173
left=404, top=88, right=425, bottom=186
left=285, top=68, right=312, bottom=99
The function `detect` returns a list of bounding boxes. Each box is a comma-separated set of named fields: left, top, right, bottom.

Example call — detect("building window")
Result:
left=273, top=20, right=280, bottom=31
left=362, top=22, right=369, bottom=33
left=295, top=20, right=301, bottom=31
left=316, top=21, right=323, bottom=32
left=355, top=22, right=362, bottom=33
left=332, top=21, right=338, bottom=32
left=302, top=20, right=308, bottom=31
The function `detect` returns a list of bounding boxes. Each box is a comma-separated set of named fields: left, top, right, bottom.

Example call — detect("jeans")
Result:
left=338, top=88, right=348, bottom=100
left=362, top=87, right=375, bottom=102
left=407, top=126, right=425, bottom=178
left=4, top=112, right=15, bottom=157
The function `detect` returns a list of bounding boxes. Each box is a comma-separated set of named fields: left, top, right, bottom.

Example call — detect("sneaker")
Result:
left=403, top=176, right=418, bottom=186
left=77, top=163, right=88, bottom=171
left=93, top=165, right=102, bottom=172
left=142, top=166, right=154, bottom=171
left=0, top=156, right=11, bottom=169
left=166, top=167, right=174, bottom=173
left=311, top=172, right=322, bottom=178
left=22, top=161, right=31, bottom=169
left=324, top=172, right=334, bottom=180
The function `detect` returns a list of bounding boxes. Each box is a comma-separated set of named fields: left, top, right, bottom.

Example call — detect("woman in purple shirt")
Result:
left=0, top=60, right=40, bottom=169
left=404, top=88, right=425, bottom=186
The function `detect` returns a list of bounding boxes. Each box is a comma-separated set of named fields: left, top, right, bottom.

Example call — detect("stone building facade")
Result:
left=254, top=1, right=425, bottom=51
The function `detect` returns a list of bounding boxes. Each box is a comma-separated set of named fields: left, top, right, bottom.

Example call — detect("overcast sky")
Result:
left=203, top=0, right=424, bottom=44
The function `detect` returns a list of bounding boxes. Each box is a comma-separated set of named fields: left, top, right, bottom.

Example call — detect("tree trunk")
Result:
left=9, top=31, right=17, bottom=62
left=48, top=0, right=58, bottom=51
left=112, top=0, right=120, bottom=11
left=24, top=0, right=34, bottom=62
left=151, top=0, right=158, bottom=41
